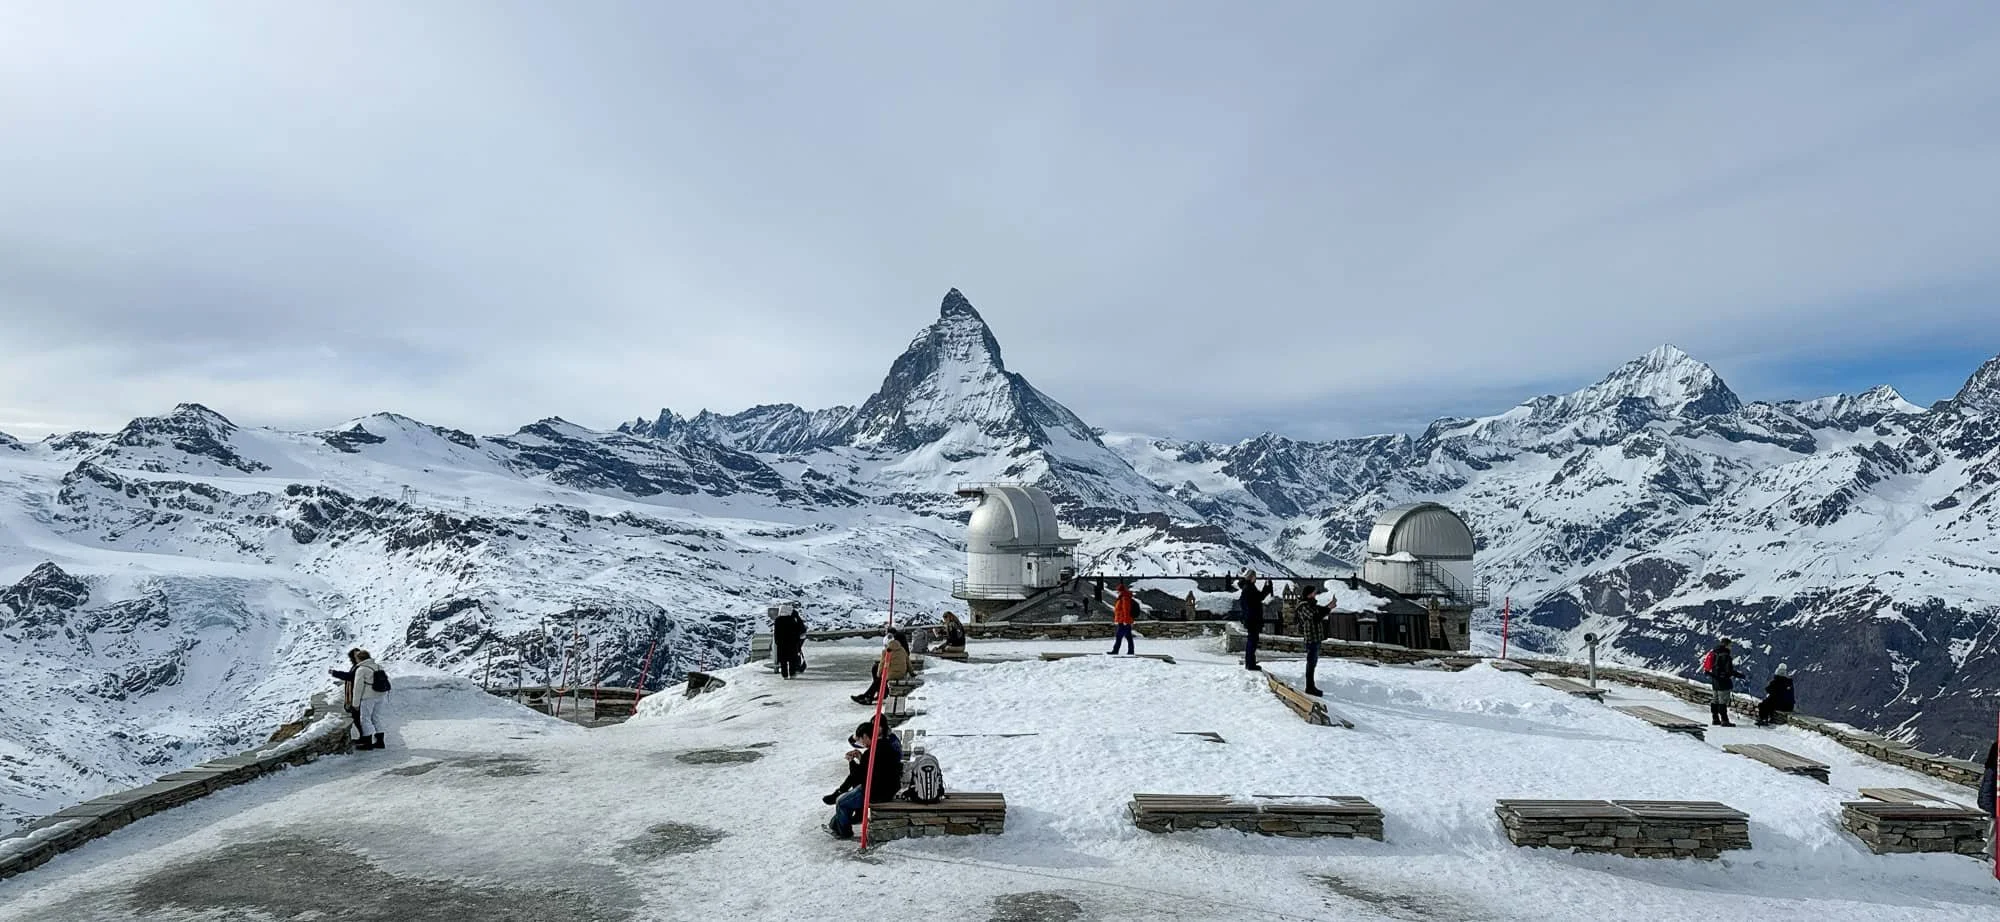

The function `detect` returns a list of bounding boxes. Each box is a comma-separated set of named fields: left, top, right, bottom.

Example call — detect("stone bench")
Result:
left=867, top=792, right=1006, bottom=843
left=1039, top=651, right=1177, bottom=664
left=1534, top=676, right=1606, bottom=701
left=1613, top=705, right=1706, bottom=741
left=1130, top=793, right=1384, bottom=839
left=1723, top=744, right=1829, bottom=783
left=1495, top=799, right=1750, bottom=859
left=1839, top=801, right=1989, bottom=856
left=1263, top=672, right=1354, bottom=728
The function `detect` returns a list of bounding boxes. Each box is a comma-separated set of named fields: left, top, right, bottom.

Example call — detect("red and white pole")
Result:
left=1500, top=596, right=1512, bottom=660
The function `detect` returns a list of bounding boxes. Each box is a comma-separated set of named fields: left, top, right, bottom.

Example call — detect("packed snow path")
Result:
left=0, top=640, right=1992, bottom=921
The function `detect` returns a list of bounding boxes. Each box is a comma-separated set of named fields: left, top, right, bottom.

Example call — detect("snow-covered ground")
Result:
left=2, top=638, right=1990, bottom=921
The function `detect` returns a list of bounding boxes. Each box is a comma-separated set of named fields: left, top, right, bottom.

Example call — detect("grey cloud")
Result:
left=2, top=2, right=1997, bottom=442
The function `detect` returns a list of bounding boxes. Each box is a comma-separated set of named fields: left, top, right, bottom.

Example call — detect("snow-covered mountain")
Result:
left=1110, top=346, right=2000, bottom=759
left=4, top=289, right=1996, bottom=835
left=0, top=290, right=1241, bottom=832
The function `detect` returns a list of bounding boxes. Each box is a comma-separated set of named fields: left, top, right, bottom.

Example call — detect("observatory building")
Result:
left=1358, top=502, right=1485, bottom=650
left=950, top=484, right=1080, bottom=622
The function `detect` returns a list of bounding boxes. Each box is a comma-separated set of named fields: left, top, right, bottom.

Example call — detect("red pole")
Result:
left=859, top=570, right=898, bottom=850
left=1992, top=710, right=1998, bottom=882
left=629, top=638, right=658, bottom=716
left=1500, top=596, right=1511, bottom=660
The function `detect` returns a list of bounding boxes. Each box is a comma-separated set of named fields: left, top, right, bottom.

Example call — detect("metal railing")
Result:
left=951, top=578, right=1033, bottom=599
left=1413, top=561, right=1490, bottom=606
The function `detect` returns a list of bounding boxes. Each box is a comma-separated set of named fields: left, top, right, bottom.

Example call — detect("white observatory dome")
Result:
left=965, top=484, right=1068, bottom=554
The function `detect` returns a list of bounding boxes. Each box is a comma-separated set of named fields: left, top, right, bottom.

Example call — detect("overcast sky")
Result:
left=3, top=2, right=1998, bottom=442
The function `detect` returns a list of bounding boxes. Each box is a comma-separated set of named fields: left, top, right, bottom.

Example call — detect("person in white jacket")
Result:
left=329, top=648, right=390, bottom=750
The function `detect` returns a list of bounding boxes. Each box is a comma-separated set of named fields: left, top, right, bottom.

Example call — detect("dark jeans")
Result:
left=831, top=786, right=867, bottom=836
left=1304, top=640, right=1321, bottom=688
left=1244, top=625, right=1261, bottom=667
left=1756, top=700, right=1787, bottom=724
left=1110, top=624, right=1134, bottom=654
left=856, top=663, right=883, bottom=702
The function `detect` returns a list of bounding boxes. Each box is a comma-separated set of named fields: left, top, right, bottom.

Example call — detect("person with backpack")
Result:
left=1236, top=569, right=1273, bottom=671
left=901, top=745, right=946, bottom=804
left=1755, top=663, right=1795, bottom=726
left=851, top=631, right=911, bottom=706
left=823, top=720, right=905, bottom=839
left=772, top=604, right=809, bottom=679
left=1296, top=585, right=1333, bottom=697
left=1108, top=584, right=1137, bottom=655
left=1703, top=638, right=1739, bottom=727
left=329, top=647, right=391, bottom=750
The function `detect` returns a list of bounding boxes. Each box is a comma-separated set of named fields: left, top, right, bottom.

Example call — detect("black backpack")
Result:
left=371, top=666, right=392, bottom=693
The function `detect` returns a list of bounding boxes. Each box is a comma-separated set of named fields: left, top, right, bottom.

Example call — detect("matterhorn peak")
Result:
left=940, top=287, right=983, bottom=321
left=1950, top=353, right=2000, bottom=416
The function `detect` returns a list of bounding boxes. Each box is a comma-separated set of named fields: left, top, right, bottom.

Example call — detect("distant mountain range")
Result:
left=3, top=288, right=1996, bottom=832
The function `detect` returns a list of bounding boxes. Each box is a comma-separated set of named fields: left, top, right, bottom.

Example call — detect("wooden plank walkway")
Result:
left=1263, top=672, right=1354, bottom=728
left=1038, top=651, right=1177, bottom=664
left=1722, top=743, right=1829, bottom=783
left=1489, top=660, right=1536, bottom=674
left=1534, top=676, right=1606, bottom=701
left=1613, top=705, right=1706, bottom=740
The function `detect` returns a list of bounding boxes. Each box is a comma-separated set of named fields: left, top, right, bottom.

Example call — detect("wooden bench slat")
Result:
left=1857, top=788, right=1970, bottom=810
left=1534, top=676, right=1606, bottom=700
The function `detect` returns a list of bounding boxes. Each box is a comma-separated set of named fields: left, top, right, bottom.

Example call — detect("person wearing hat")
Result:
left=1235, top=568, right=1273, bottom=671
left=1755, top=663, right=1795, bottom=726
left=1296, top=584, right=1333, bottom=696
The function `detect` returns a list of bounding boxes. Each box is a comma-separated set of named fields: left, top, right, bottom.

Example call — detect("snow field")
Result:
left=1, top=641, right=1994, bottom=921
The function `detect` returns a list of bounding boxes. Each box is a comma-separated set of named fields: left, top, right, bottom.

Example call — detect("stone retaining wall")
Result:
left=1839, top=804, right=1990, bottom=856
left=0, top=692, right=352, bottom=881
left=1223, top=622, right=1472, bottom=666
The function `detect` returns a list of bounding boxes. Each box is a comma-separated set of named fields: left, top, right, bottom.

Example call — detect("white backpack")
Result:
left=901, top=752, right=946, bottom=804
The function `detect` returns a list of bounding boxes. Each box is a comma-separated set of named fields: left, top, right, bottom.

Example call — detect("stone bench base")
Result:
left=1131, top=794, right=1384, bottom=840
left=1496, top=799, right=1750, bottom=859
left=1840, top=802, right=1989, bottom=856
left=867, top=793, right=1006, bottom=843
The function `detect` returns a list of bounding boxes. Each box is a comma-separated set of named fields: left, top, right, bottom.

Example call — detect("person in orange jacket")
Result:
left=1108, top=583, right=1137, bottom=655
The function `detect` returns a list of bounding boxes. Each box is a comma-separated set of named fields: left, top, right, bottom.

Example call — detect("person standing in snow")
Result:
left=1755, top=664, right=1795, bottom=726
left=928, top=612, right=966, bottom=655
left=1183, top=591, right=1199, bottom=621
left=1704, top=638, right=1740, bottom=727
left=329, top=648, right=390, bottom=750
left=1296, top=585, right=1333, bottom=697
left=851, top=631, right=911, bottom=706
left=1108, top=584, right=1138, bottom=655
left=772, top=605, right=809, bottom=679
left=1236, top=569, right=1273, bottom=671
left=823, top=720, right=905, bottom=839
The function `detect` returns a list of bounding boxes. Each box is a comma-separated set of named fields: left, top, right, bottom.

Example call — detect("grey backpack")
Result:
left=901, top=752, right=946, bottom=804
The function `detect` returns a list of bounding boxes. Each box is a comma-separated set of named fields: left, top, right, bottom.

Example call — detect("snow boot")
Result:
left=354, top=736, right=375, bottom=751
left=851, top=694, right=873, bottom=706
left=1305, top=686, right=1324, bottom=697
left=371, top=733, right=385, bottom=749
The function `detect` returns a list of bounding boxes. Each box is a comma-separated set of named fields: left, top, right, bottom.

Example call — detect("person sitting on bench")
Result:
left=852, top=631, right=911, bottom=706
left=928, top=612, right=966, bottom=654
left=1755, top=663, right=1794, bottom=726
left=823, top=720, right=905, bottom=839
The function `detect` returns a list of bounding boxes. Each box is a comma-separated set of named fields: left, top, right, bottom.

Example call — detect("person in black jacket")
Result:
left=1980, top=740, right=1996, bottom=859
left=824, top=720, right=905, bottom=839
left=772, top=606, right=808, bottom=679
left=1755, top=663, right=1795, bottom=726
left=1706, top=638, right=1740, bottom=727
left=1236, top=569, right=1273, bottom=671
